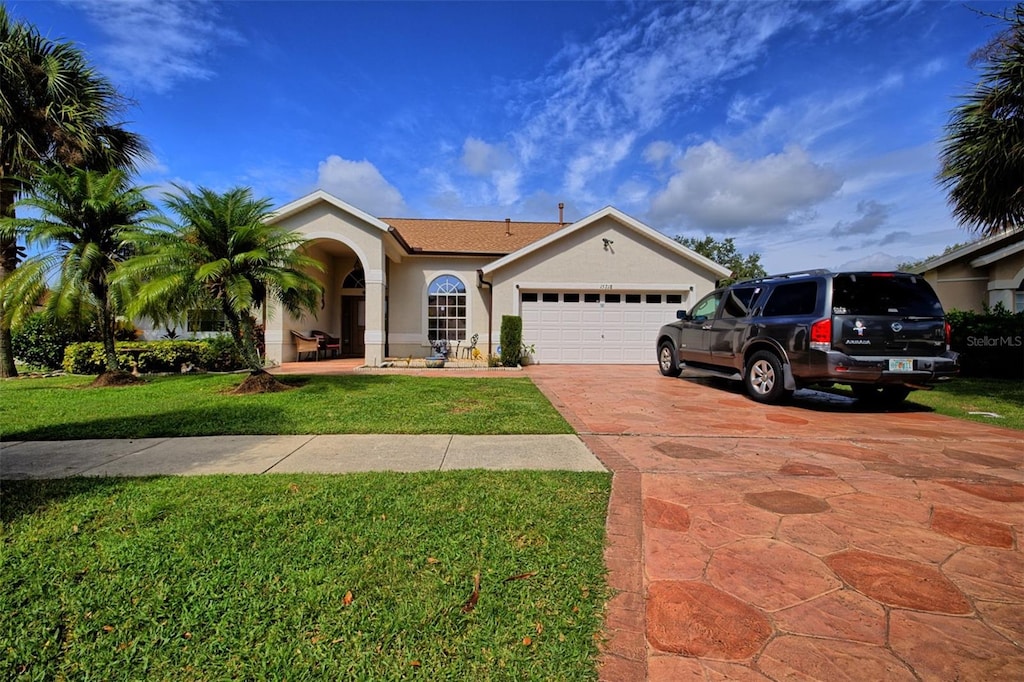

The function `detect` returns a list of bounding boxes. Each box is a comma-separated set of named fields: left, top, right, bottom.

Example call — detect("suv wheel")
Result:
left=658, top=341, right=682, bottom=377
left=852, top=385, right=911, bottom=406
left=744, top=351, right=791, bottom=403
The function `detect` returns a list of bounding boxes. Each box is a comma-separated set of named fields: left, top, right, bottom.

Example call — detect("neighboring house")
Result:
left=912, top=229, right=1024, bottom=313
left=262, top=190, right=730, bottom=366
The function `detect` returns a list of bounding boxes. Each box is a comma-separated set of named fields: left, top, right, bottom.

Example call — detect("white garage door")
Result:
left=520, top=291, right=686, bottom=364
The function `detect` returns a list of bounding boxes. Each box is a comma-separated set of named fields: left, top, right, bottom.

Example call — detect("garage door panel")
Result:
left=522, top=292, right=680, bottom=365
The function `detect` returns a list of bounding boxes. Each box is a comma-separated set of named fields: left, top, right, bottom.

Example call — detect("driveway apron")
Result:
left=527, top=365, right=1023, bottom=681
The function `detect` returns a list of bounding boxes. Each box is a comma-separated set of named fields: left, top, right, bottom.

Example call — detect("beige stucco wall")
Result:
left=263, top=199, right=724, bottom=366
left=926, top=245, right=1024, bottom=313
left=927, top=264, right=990, bottom=312
left=487, top=215, right=721, bottom=331
left=386, top=256, right=491, bottom=358
left=265, top=203, right=388, bottom=365
left=987, top=251, right=1024, bottom=311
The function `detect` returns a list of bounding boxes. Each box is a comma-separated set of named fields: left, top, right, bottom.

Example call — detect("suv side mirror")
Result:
left=676, top=310, right=689, bottom=320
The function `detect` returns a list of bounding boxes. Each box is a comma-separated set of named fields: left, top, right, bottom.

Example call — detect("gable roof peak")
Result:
left=269, top=189, right=390, bottom=231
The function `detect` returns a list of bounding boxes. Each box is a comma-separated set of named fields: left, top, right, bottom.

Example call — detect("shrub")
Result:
left=62, top=343, right=108, bottom=374
left=62, top=339, right=246, bottom=375
left=10, top=313, right=79, bottom=370
left=500, top=315, right=523, bottom=367
left=199, top=335, right=246, bottom=371
left=946, top=304, right=1024, bottom=380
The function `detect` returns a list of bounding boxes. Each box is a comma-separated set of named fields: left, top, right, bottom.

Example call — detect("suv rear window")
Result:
left=832, top=275, right=943, bottom=316
left=762, top=281, right=817, bottom=317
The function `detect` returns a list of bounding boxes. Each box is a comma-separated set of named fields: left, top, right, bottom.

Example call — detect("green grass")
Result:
left=829, top=377, right=1024, bottom=431
left=0, top=374, right=573, bottom=440
left=905, top=377, right=1024, bottom=431
left=1, top=471, right=611, bottom=680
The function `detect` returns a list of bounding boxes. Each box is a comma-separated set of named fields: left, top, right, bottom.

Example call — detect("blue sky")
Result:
left=9, top=0, right=1015, bottom=272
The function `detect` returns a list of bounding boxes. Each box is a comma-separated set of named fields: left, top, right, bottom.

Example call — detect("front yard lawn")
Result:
left=830, top=377, right=1023, bottom=431
left=0, top=374, right=573, bottom=440
left=905, top=377, right=1024, bottom=431
left=1, top=471, right=611, bottom=680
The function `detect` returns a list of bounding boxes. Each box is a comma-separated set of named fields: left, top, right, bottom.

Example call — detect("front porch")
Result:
left=267, top=356, right=512, bottom=376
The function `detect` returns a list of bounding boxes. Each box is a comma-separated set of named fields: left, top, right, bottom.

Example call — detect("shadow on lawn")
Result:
left=3, top=402, right=287, bottom=441
left=0, top=476, right=145, bottom=524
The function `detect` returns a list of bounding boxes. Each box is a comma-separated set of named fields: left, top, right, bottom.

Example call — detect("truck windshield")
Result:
left=832, top=275, right=944, bottom=317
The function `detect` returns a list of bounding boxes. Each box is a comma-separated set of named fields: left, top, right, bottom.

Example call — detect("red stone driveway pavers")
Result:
left=527, top=365, right=1023, bottom=681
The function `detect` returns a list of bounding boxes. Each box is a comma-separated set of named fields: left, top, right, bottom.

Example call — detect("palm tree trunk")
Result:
left=99, top=299, right=120, bottom=373
left=224, top=308, right=263, bottom=374
left=0, top=183, right=20, bottom=378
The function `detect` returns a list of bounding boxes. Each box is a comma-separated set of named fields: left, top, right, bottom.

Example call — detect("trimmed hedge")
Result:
left=947, top=306, right=1024, bottom=380
left=500, top=315, right=523, bottom=367
left=11, top=313, right=138, bottom=370
left=63, top=338, right=246, bottom=375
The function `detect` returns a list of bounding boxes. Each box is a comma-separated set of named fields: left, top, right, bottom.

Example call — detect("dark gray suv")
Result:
left=656, top=270, right=959, bottom=404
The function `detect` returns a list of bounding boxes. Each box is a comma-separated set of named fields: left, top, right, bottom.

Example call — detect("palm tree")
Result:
left=938, top=6, right=1024, bottom=236
left=1, top=4, right=147, bottom=377
left=0, top=167, right=158, bottom=374
left=124, top=186, right=323, bottom=389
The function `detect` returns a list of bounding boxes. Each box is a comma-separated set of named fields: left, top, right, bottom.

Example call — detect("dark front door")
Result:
left=341, top=295, right=365, bottom=357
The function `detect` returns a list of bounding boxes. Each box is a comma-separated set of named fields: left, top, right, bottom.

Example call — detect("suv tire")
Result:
left=852, top=384, right=911, bottom=406
left=744, top=350, right=791, bottom=404
left=658, top=341, right=682, bottom=377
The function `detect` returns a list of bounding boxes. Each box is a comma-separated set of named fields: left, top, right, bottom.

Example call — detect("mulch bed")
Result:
left=90, top=370, right=146, bottom=388
left=231, top=371, right=294, bottom=395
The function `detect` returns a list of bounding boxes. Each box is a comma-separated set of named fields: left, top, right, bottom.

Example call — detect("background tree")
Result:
left=674, top=235, right=767, bottom=284
left=0, top=167, right=158, bottom=376
left=938, top=5, right=1024, bottom=236
left=896, top=239, right=977, bottom=272
left=123, top=186, right=323, bottom=391
left=0, top=4, right=147, bottom=377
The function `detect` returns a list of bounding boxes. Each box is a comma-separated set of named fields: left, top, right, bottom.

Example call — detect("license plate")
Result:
left=889, top=359, right=914, bottom=372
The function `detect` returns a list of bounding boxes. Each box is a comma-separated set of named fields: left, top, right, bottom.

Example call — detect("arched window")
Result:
left=428, top=275, right=466, bottom=342
left=343, top=263, right=365, bottom=289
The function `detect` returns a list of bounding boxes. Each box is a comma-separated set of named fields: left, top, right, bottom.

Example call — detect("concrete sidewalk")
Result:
left=0, top=434, right=606, bottom=479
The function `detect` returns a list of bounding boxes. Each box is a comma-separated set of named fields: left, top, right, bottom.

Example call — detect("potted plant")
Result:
left=426, top=338, right=449, bottom=368
left=519, top=343, right=536, bottom=366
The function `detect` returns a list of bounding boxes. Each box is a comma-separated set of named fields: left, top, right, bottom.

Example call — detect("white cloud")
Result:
left=649, top=142, right=843, bottom=230
left=919, top=58, right=945, bottom=78
left=461, top=137, right=511, bottom=176
left=726, top=93, right=767, bottom=125
left=643, top=141, right=678, bottom=167
left=315, top=155, right=406, bottom=216
left=728, top=77, right=906, bottom=156
left=510, top=2, right=802, bottom=193
left=459, top=138, right=521, bottom=205
left=72, top=0, right=241, bottom=93
left=564, top=134, right=636, bottom=197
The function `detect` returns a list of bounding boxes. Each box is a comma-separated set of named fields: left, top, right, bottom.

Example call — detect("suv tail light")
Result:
left=945, top=321, right=951, bottom=350
left=810, top=318, right=831, bottom=351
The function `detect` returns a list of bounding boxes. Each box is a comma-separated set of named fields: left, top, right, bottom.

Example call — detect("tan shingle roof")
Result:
left=383, top=217, right=564, bottom=255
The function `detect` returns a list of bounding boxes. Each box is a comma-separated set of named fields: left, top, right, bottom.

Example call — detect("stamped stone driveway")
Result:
left=526, top=365, right=1023, bottom=681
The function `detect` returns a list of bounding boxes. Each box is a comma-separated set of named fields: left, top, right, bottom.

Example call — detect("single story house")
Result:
left=912, top=229, right=1024, bottom=313
left=247, top=190, right=730, bottom=366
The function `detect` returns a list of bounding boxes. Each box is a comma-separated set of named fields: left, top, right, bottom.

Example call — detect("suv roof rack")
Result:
left=738, top=269, right=833, bottom=284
